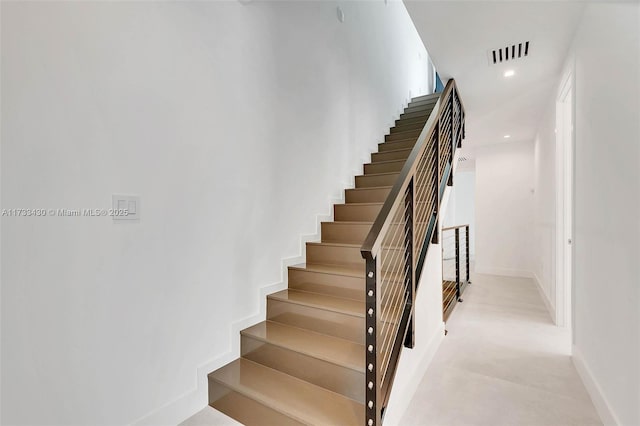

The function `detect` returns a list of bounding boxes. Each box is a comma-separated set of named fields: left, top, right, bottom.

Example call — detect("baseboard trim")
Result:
left=572, top=344, right=619, bottom=426
left=382, top=322, right=446, bottom=426
left=474, top=265, right=533, bottom=279
left=533, top=272, right=556, bottom=324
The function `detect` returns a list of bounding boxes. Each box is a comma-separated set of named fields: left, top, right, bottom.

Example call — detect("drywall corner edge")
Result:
left=533, top=272, right=556, bottom=324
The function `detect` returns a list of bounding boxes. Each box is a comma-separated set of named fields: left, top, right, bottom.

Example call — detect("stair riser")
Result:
left=365, top=160, right=406, bottom=174
left=241, top=336, right=365, bottom=403
left=408, top=99, right=438, bottom=109
left=385, top=130, right=421, bottom=142
left=395, top=116, right=429, bottom=127
left=288, top=268, right=364, bottom=301
left=390, top=122, right=425, bottom=133
left=371, top=150, right=411, bottom=162
left=321, top=222, right=371, bottom=244
left=400, top=110, right=431, bottom=120
left=345, top=187, right=392, bottom=203
left=334, top=204, right=382, bottom=222
left=403, top=103, right=436, bottom=114
left=412, top=93, right=440, bottom=103
left=306, top=243, right=364, bottom=267
left=378, top=140, right=415, bottom=152
left=355, top=173, right=399, bottom=188
left=208, top=384, right=303, bottom=426
left=267, top=298, right=364, bottom=344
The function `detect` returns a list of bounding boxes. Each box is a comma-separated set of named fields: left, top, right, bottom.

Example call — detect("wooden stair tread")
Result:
left=365, top=158, right=407, bottom=166
left=209, top=358, right=364, bottom=426
left=289, top=262, right=364, bottom=277
left=242, top=321, right=364, bottom=372
left=355, top=171, right=400, bottom=177
left=346, top=185, right=393, bottom=191
left=269, top=289, right=364, bottom=318
left=411, top=93, right=440, bottom=102
left=336, top=201, right=384, bottom=207
left=387, top=128, right=421, bottom=136
left=373, top=147, right=412, bottom=155
left=307, top=241, right=361, bottom=249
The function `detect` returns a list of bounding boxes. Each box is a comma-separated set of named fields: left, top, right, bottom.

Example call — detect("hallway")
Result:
left=399, top=273, right=601, bottom=426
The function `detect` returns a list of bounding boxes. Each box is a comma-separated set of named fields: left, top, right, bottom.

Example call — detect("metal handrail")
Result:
left=361, top=79, right=465, bottom=426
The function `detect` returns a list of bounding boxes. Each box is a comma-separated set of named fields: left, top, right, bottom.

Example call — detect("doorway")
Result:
left=555, top=70, right=574, bottom=332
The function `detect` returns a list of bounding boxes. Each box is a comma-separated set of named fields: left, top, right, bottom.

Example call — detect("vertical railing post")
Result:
left=432, top=122, right=440, bottom=244
left=365, top=255, right=381, bottom=426
left=455, top=227, right=460, bottom=300
left=465, top=225, right=471, bottom=283
left=450, top=91, right=455, bottom=162
left=457, top=90, right=463, bottom=149
left=404, top=180, right=415, bottom=349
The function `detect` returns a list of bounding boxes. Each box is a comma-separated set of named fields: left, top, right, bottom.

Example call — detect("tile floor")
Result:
left=399, top=273, right=601, bottom=426
left=181, top=272, right=602, bottom=426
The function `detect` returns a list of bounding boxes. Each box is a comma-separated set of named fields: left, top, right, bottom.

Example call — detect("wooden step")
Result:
left=403, top=103, right=436, bottom=115
left=208, top=358, right=363, bottom=426
left=407, top=98, right=438, bottom=109
left=355, top=172, right=400, bottom=188
left=400, top=109, right=431, bottom=120
left=345, top=186, right=392, bottom=203
left=371, top=148, right=412, bottom=162
left=306, top=241, right=364, bottom=267
left=334, top=202, right=383, bottom=222
left=395, top=115, right=429, bottom=127
left=411, top=92, right=440, bottom=103
left=385, top=128, right=421, bottom=142
left=267, top=289, right=364, bottom=344
left=364, top=159, right=406, bottom=174
left=321, top=221, right=372, bottom=244
left=288, top=263, right=364, bottom=301
left=378, top=139, right=416, bottom=152
left=241, top=321, right=365, bottom=402
left=390, top=121, right=426, bottom=133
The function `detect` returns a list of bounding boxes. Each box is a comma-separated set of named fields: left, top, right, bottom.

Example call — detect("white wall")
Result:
left=474, top=141, right=534, bottom=277
left=443, top=170, right=476, bottom=257
left=0, top=2, right=432, bottom=425
left=533, top=105, right=557, bottom=311
left=567, top=3, right=640, bottom=425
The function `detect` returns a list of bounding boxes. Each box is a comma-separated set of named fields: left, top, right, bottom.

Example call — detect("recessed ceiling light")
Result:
left=504, top=70, right=515, bottom=77
left=504, top=134, right=511, bottom=139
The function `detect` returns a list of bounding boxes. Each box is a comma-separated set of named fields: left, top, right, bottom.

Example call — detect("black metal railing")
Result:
left=442, top=224, right=471, bottom=321
left=360, top=79, right=465, bottom=425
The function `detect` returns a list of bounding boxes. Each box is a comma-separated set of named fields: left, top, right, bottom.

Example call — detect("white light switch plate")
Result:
left=112, top=194, right=140, bottom=221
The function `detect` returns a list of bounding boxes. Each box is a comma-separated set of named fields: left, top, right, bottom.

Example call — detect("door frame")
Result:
left=555, top=66, right=575, bottom=331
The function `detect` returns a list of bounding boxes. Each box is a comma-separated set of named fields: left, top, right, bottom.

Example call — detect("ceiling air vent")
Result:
left=489, top=41, right=529, bottom=65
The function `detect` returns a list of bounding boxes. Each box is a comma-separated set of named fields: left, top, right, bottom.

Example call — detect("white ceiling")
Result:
left=404, top=1, right=586, bottom=159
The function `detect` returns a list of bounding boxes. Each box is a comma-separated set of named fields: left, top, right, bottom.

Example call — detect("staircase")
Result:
left=207, top=81, right=465, bottom=425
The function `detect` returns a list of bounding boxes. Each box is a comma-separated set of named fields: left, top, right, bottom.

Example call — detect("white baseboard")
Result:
left=382, top=322, right=446, bottom=426
left=474, top=265, right=533, bottom=279
left=131, top=196, right=343, bottom=426
left=533, top=272, right=556, bottom=324
left=572, top=344, right=619, bottom=426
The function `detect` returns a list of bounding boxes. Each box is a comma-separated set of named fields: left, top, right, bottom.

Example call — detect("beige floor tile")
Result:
left=399, top=272, right=602, bottom=426
left=179, top=406, right=241, bottom=426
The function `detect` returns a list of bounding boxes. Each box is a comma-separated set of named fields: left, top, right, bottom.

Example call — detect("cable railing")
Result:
left=360, top=79, right=465, bottom=425
left=442, top=224, right=471, bottom=322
